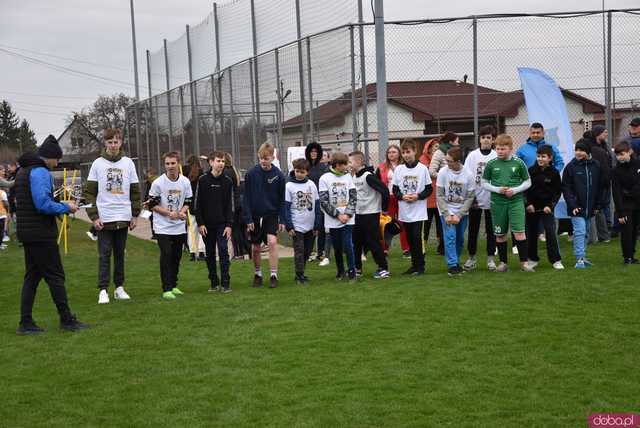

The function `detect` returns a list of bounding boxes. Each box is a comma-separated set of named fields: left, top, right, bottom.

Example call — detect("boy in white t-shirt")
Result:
left=284, top=158, right=321, bottom=285
left=0, top=189, right=8, bottom=249
left=147, top=152, right=192, bottom=300
left=85, top=128, right=141, bottom=305
left=436, top=147, right=476, bottom=276
left=392, top=139, right=433, bottom=275
left=319, top=152, right=357, bottom=281
left=463, top=125, right=498, bottom=271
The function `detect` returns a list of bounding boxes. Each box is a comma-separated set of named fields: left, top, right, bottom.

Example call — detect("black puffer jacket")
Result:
left=305, top=142, right=329, bottom=186
left=612, top=158, right=640, bottom=216
left=562, top=156, right=608, bottom=218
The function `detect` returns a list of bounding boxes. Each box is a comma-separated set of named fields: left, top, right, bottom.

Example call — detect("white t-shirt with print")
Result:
left=392, top=163, right=431, bottom=223
left=0, top=189, right=7, bottom=219
left=436, top=166, right=474, bottom=216
left=149, top=174, right=193, bottom=235
left=285, top=180, right=319, bottom=233
left=464, top=148, right=497, bottom=210
left=88, top=156, right=139, bottom=223
left=318, top=172, right=356, bottom=229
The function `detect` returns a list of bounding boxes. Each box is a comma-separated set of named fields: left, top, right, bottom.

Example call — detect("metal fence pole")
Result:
left=145, top=50, right=153, bottom=170
left=250, top=0, right=261, bottom=129
left=358, top=0, right=369, bottom=161
left=148, top=48, right=161, bottom=172
left=210, top=75, right=218, bottom=150
left=249, top=58, right=258, bottom=160
left=605, top=11, right=613, bottom=135
left=153, top=98, right=161, bottom=172
left=144, top=103, right=151, bottom=170
left=213, top=3, right=224, bottom=140
left=163, top=39, right=173, bottom=151
left=374, top=0, right=388, bottom=164
left=179, top=86, right=186, bottom=161
left=186, top=24, right=200, bottom=157
left=306, top=37, right=315, bottom=142
left=275, top=48, right=284, bottom=150
left=350, top=25, right=358, bottom=151
left=295, top=0, right=308, bottom=146
left=229, top=67, right=237, bottom=164
left=472, top=16, right=479, bottom=140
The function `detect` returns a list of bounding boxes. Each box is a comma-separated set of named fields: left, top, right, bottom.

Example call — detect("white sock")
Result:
left=270, top=270, right=278, bottom=278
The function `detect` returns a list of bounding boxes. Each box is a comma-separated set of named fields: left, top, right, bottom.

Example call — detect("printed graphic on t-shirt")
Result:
left=447, top=181, right=465, bottom=204
left=401, top=175, right=418, bottom=194
left=330, top=182, right=348, bottom=208
left=294, top=190, right=314, bottom=212
left=105, top=168, right=124, bottom=194
left=167, top=189, right=181, bottom=212
left=474, top=162, right=486, bottom=185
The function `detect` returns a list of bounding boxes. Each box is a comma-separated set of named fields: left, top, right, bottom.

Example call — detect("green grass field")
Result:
left=0, top=222, right=638, bottom=427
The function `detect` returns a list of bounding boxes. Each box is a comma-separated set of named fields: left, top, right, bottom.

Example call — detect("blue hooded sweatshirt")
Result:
left=242, top=164, right=286, bottom=224
left=516, top=138, right=564, bottom=171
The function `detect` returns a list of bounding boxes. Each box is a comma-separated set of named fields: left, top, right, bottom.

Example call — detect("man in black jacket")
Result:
left=525, top=145, right=563, bottom=269
left=14, top=136, right=89, bottom=334
left=583, top=127, right=612, bottom=243
left=611, top=142, right=640, bottom=264
left=194, top=151, right=234, bottom=292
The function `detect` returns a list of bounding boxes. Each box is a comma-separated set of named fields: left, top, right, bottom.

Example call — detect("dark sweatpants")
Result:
left=293, top=230, right=315, bottom=276
left=620, top=209, right=640, bottom=260
left=404, top=220, right=425, bottom=272
left=21, top=242, right=72, bottom=324
left=204, top=224, right=231, bottom=287
left=354, top=213, right=388, bottom=271
left=97, top=227, right=128, bottom=290
left=156, top=234, right=187, bottom=292
left=526, top=211, right=561, bottom=263
left=467, top=208, right=496, bottom=257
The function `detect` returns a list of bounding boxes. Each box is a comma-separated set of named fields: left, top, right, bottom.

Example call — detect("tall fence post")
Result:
left=275, top=48, right=284, bottom=151
left=374, top=0, right=388, bottom=164
left=148, top=50, right=161, bottom=172
left=229, top=67, right=238, bottom=164
left=179, top=86, right=186, bottom=161
left=295, top=0, right=308, bottom=146
left=605, top=11, right=613, bottom=136
left=249, top=58, right=258, bottom=160
left=186, top=24, right=200, bottom=157
left=358, top=0, right=369, bottom=161
left=306, top=37, right=314, bottom=142
left=472, top=16, right=479, bottom=139
left=213, top=3, right=224, bottom=140
left=250, top=0, right=261, bottom=130
left=145, top=50, right=153, bottom=170
left=144, top=103, right=151, bottom=171
left=163, top=39, right=174, bottom=151
left=350, top=25, right=358, bottom=151
left=210, top=75, right=218, bottom=150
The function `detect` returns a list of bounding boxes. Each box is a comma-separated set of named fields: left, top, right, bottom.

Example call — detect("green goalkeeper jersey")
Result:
left=482, top=156, right=530, bottom=205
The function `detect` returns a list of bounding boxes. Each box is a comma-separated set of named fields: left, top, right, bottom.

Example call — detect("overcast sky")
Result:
left=1, top=0, right=638, bottom=143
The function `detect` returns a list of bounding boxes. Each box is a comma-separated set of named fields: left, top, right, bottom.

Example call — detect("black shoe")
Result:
left=448, top=265, right=464, bottom=277
left=252, top=275, right=263, bottom=288
left=335, top=272, right=347, bottom=281
left=348, top=270, right=357, bottom=282
left=295, top=274, right=307, bottom=285
left=269, top=275, right=278, bottom=288
left=402, top=267, right=416, bottom=275
left=624, top=258, right=640, bottom=265
left=60, top=315, right=90, bottom=332
left=198, top=252, right=206, bottom=261
left=189, top=253, right=196, bottom=262
left=16, top=321, right=45, bottom=335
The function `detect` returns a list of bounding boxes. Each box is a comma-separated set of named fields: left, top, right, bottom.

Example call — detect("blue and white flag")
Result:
left=518, top=67, right=573, bottom=218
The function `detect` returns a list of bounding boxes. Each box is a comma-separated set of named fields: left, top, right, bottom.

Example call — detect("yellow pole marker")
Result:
left=64, top=169, right=78, bottom=254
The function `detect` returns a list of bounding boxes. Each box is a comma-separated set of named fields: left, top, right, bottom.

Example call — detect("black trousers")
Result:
left=423, top=207, right=444, bottom=254
left=620, top=209, right=640, bottom=260
left=204, top=224, right=231, bottom=287
left=404, top=221, right=425, bottom=271
left=354, top=213, right=388, bottom=271
left=292, top=230, right=315, bottom=275
left=156, top=234, right=187, bottom=292
left=526, top=212, right=561, bottom=263
left=97, top=227, right=128, bottom=290
left=467, top=208, right=496, bottom=257
left=21, top=242, right=72, bottom=324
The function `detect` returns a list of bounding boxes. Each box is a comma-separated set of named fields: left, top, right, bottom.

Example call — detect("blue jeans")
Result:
left=329, top=225, right=355, bottom=274
left=571, top=216, right=590, bottom=260
left=440, top=215, right=468, bottom=268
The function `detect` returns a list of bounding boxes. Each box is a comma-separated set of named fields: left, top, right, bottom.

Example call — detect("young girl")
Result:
left=419, top=138, right=444, bottom=256
left=185, top=155, right=205, bottom=261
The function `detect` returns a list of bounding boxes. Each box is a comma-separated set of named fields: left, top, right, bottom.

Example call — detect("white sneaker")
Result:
left=86, top=231, right=98, bottom=241
left=552, top=261, right=565, bottom=270
left=98, top=289, right=110, bottom=304
left=538, top=234, right=546, bottom=242
left=2, top=235, right=9, bottom=242
left=114, top=286, right=131, bottom=300
left=361, top=255, right=367, bottom=262
left=527, top=260, right=539, bottom=269
left=318, top=257, right=330, bottom=267
left=512, top=246, right=519, bottom=255
left=487, top=258, right=497, bottom=271
left=462, top=257, right=477, bottom=271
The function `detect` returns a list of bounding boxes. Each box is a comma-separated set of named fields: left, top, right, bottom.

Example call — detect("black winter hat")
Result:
left=592, top=125, right=606, bottom=138
left=38, top=134, right=63, bottom=159
left=629, top=117, right=640, bottom=127
left=574, top=139, right=591, bottom=155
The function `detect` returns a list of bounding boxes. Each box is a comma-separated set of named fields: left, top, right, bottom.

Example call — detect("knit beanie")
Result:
left=574, top=139, right=591, bottom=155
left=592, top=125, right=606, bottom=138
left=37, top=135, right=63, bottom=159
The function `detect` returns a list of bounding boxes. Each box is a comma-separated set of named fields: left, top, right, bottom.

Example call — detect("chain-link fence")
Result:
left=126, top=6, right=640, bottom=177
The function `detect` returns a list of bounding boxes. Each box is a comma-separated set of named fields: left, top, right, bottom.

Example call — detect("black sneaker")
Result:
left=295, top=274, right=306, bottom=285
left=402, top=267, right=416, bottom=275
left=208, top=285, right=220, bottom=293
left=448, top=265, right=463, bottom=277
left=252, top=275, right=263, bottom=288
left=189, top=253, right=196, bottom=262
left=222, top=287, right=232, bottom=293
left=269, top=275, right=278, bottom=288
left=60, top=315, right=90, bottom=332
left=16, top=321, right=45, bottom=335
left=624, top=258, right=640, bottom=265
left=198, top=252, right=206, bottom=261
left=347, top=270, right=357, bottom=282
left=335, top=272, right=347, bottom=281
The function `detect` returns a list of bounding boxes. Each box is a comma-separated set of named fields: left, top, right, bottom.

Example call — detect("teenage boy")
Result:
left=525, top=145, right=564, bottom=270
left=611, top=142, right=640, bottom=265
left=436, top=147, right=475, bottom=276
left=319, top=152, right=358, bottom=281
left=285, top=158, right=322, bottom=284
left=392, top=139, right=433, bottom=275
left=561, top=140, right=608, bottom=269
left=463, top=125, right=498, bottom=271
left=482, top=134, right=534, bottom=272
left=349, top=150, right=390, bottom=279
left=194, top=151, right=234, bottom=292
left=85, top=128, right=141, bottom=304
left=148, top=152, right=192, bottom=299
left=15, top=136, right=89, bottom=334
left=243, top=142, right=286, bottom=288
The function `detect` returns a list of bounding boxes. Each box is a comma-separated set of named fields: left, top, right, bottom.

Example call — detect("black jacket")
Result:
left=355, top=166, right=390, bottom=212
left=193, top=171, right=234, bottom=227
left=583, top=131, right=611, bottom=184
left=562, top=156, right=608, bottom=218
left=305, top=142, right=329, bottom=186
left=14, top=152, right=58, bottom=243
left=526, top=164, right=562, bottom=210
left=611, top=158, right=640, bottom=217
